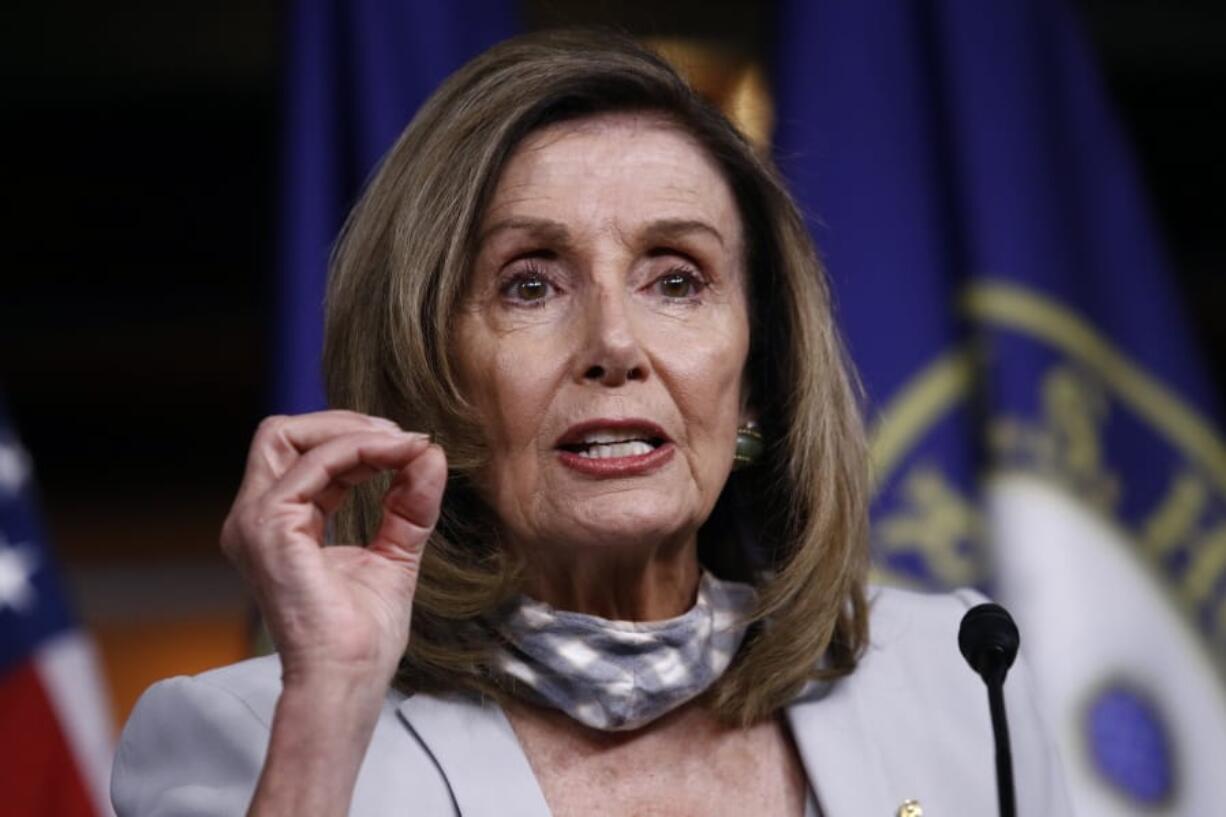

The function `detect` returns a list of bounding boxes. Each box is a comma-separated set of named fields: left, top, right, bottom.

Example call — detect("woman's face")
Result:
left=453, top=112, right=750, bottom=560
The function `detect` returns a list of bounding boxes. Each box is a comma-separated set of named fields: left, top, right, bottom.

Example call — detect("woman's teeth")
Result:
left=577, top=440, right=655, bottom=459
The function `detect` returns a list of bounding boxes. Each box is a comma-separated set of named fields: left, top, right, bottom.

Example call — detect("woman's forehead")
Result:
left=480, top=112, right=743, bottom=253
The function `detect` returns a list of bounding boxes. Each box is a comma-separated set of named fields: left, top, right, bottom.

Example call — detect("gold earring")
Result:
left=733, top=422, right=765, bottom=469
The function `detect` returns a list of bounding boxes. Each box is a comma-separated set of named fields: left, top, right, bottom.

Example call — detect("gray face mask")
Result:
left=492, top=571, right=757, bottom=731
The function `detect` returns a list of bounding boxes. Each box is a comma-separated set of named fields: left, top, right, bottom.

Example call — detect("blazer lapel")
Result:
left=786, top=679, right=896, bottom=817
left=398, top=692, right=552, bottom=817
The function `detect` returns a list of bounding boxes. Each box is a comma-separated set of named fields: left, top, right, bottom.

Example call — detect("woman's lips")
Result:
left=554, top=418, right=674, bottom=477
left=557, top=441, right=675, bottom=477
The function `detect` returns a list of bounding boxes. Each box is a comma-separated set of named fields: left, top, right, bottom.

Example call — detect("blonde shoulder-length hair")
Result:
left=324, top=29, right=869, bottom=726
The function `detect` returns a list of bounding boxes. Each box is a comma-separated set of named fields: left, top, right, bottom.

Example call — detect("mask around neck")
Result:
left=491, top=571, right=757, bottom=731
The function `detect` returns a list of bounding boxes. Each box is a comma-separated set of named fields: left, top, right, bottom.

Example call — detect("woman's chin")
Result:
left=545, top=498, right=701, bottom=554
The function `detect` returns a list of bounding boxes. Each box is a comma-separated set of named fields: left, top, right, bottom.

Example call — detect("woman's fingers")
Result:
left=240, top=411, right=403, bottom=498
left=266, top=430, right=432, bottom=508
left=368, top=444, right=448, bottom=572
left=223, top=428, right=432, bottom=568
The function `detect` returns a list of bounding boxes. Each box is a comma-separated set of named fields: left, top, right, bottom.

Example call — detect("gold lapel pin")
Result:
left=896, top=800, right=923, bottom=817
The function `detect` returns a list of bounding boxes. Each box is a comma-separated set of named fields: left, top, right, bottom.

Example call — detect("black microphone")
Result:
left=958, top=603, right=1021, bottom=817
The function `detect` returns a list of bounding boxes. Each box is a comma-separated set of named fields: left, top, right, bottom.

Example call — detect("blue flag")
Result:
left=774, top=1, right=1226, bottom=814
left=278, top=0, right=519, bottom=413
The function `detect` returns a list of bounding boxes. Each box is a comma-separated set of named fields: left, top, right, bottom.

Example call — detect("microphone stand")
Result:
left=959, top=603, right=1020, bottom=817
left=981, top=656, right=1017, bottom=817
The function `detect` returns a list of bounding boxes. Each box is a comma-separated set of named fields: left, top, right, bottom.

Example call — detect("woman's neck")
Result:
left=518, top=537, right=702, bottom=621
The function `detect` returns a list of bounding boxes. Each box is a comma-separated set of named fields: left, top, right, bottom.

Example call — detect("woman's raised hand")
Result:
left=220, top=410, right=447, bottom=694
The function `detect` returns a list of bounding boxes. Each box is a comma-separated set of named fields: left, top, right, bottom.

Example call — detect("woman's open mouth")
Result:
left=555, top=420, right=675, bottom=476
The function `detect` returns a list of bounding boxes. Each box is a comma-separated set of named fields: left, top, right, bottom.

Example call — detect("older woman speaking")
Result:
left=113, top=31, right=1071, bottom=817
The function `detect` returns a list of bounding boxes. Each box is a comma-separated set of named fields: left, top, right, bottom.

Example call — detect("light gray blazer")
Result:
left=112, top=587, right=1073, bottom=816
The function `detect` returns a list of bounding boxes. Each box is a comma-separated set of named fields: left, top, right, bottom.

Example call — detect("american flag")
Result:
left=0, top=401, right=114, bottom=816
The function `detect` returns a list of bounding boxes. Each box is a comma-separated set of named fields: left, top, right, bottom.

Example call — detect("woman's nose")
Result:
left=576, top=289, right=648, bottom=386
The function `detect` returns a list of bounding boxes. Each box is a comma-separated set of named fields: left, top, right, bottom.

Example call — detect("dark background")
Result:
left=2, top=0, right=1223, bottom=581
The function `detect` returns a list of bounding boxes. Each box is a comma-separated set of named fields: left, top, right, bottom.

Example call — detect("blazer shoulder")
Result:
left=111, top=656, right=457, bottom=817
left=846, top=585, right=1074, bottom=817
left=111, top=658, right=281, bottom=817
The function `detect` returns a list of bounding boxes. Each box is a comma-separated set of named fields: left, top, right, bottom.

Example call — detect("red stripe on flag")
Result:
left=0, top=661, right=98, bottom=817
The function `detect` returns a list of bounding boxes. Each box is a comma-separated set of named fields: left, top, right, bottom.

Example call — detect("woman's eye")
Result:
left=655, top=270, right=704, bottom=299
left=501, top=271, right=554, bottom=304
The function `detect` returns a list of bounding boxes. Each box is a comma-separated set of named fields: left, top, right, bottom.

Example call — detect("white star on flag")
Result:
left=0, top=532, right=38, bottom=613
left=0, top=437, right=31, bottom=496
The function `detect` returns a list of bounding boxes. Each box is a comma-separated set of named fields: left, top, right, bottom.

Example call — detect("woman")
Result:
left=113, top=31, right=1071, bottom=817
